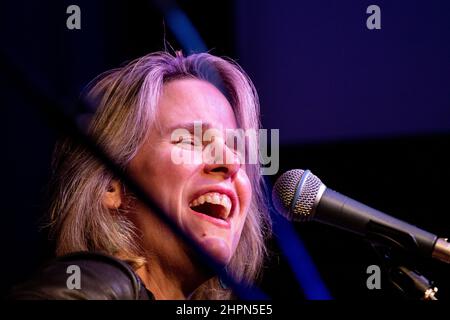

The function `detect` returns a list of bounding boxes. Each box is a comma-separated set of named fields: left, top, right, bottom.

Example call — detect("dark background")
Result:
left=1, top=0, right=449, bottom=299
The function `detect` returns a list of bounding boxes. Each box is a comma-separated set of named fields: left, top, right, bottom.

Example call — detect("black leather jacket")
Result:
left=10, top=252, right=154, bottom=300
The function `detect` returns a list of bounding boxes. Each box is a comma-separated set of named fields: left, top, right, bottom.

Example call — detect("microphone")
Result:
left=271, top=169, right=450, bottom=264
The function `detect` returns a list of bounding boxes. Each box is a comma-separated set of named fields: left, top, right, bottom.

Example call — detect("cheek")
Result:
left=237, top=171, right=253, bottom=213
left=141, top=148, right=194, bottom=192
left=230, top=172, right=253, bottom=250
left=129, top=151, right=185, bottom=213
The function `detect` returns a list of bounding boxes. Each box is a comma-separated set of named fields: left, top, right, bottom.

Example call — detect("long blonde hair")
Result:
left=48, top=51, right=271, bottom=299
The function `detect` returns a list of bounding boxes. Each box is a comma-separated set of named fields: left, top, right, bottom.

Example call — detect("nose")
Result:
left=203, top=141, right=241, bottom=179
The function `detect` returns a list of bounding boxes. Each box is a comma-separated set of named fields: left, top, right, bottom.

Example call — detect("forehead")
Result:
left=156, top=78, right=238, bottom=131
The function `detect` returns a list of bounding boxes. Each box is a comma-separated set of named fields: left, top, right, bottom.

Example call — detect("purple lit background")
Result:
left=236, top=0, right=450, bottom=143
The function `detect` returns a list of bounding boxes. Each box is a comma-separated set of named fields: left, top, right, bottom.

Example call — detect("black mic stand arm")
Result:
left=370, top=243, right=439, bottom=300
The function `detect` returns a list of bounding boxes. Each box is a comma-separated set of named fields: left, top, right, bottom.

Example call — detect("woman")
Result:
left=12, top=51, right=271, bottom=300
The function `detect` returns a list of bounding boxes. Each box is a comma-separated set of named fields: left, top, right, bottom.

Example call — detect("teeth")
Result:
left=189, top=192, right=233, bottom=219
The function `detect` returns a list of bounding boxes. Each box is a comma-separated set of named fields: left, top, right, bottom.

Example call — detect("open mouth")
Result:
left=189, top=192, right=232, bottom=222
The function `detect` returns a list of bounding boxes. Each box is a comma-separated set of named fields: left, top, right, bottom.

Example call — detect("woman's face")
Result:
left=128, top=78, right=252, bottom=266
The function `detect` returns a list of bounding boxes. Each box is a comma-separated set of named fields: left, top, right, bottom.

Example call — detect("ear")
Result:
left=103, top=180, right=122, bottom=209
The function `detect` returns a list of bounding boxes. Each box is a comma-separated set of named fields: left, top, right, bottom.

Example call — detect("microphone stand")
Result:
left=369, top=243, right=439, bottom=300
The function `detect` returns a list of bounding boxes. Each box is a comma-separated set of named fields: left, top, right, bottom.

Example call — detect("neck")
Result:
left=136, top=251, right=211, bottom=300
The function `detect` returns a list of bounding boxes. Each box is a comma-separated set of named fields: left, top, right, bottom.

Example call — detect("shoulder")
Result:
left=10, top=251, right=154, bottom=300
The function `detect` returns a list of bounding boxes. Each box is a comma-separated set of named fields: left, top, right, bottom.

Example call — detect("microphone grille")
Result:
left=272, top=169, right=324, bottom=221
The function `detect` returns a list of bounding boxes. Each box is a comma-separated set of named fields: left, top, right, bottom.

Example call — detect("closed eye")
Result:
left=173, top=135, right=201, bottom=147
left=179, top=137, right=195, bottom=145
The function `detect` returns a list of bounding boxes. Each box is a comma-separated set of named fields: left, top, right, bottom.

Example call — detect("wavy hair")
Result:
left=47, top=51, right=271, bottom=299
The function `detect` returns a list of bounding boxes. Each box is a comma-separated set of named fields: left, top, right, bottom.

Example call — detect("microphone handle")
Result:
left=433, top=238, right=450, bottom=264
left=314, top=188, right=439, bottom=260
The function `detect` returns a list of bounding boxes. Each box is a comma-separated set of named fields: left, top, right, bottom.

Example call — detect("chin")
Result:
left=199, top=236, right=232, bottom=266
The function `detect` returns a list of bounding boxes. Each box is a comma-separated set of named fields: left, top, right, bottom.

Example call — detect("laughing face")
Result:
left=127, top=78, right=252, bottom=267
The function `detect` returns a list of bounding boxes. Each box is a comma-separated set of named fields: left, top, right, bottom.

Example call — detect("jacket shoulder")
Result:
left=10, top=251, right=153, bottom=300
